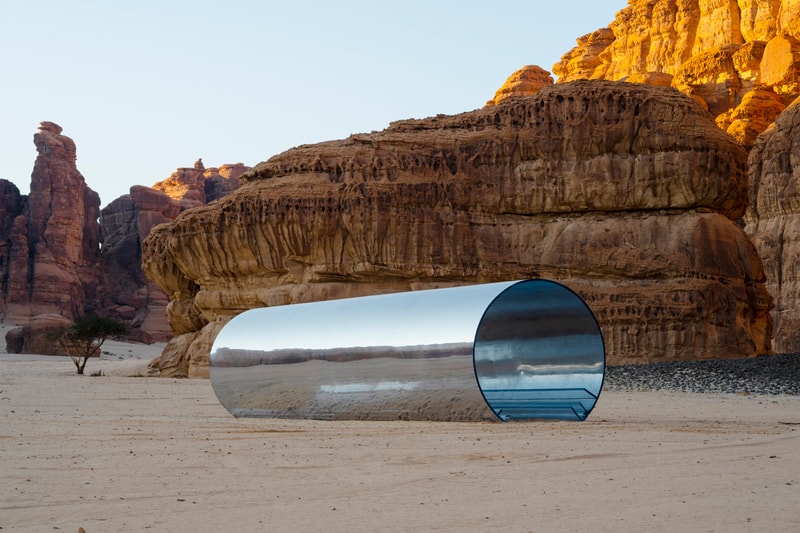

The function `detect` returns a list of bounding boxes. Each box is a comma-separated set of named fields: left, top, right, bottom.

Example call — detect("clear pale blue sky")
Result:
left=1, top=1, right=626, bottom=207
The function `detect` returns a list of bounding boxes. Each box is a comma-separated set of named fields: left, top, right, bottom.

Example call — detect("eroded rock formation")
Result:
left=0, top=122, right=246, bottom=346
left=151, top=159, right=248, bottom=210
left=143, top=81, right=772, bottom=377
left=745, top=96, right=800, bottom=352
left=551, top=0, right=800, bottom=147
left=1, top=122, right=103, bottom=322
left=97, top=186, right=182, bottom=341
left=97, top=162, right=248, bottom=341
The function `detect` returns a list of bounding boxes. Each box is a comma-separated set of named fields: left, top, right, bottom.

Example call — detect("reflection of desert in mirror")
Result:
left=209, top=282, right=515, bottom=422
left=211, top=342, right=495, bottom=421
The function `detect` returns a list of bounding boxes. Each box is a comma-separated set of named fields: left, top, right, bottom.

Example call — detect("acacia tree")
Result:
left=55, top=314, right=127, bottom=375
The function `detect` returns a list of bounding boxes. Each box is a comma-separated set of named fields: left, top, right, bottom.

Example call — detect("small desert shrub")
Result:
left=48, top=314, right=127, bottom=375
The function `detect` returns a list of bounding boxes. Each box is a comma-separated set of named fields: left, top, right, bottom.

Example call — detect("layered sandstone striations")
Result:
left=1, top=122, right=103, bottom=321
left=143, top=81, right=771, bottom=377
left=745, top=96, right=800, bottom=352
left=552, top=0, right=800, bottom=147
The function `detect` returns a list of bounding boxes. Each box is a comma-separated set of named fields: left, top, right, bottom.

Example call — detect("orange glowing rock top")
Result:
left=485, top=65, right=554, bottom=106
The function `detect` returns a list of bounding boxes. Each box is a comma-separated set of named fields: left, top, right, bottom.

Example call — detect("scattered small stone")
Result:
left=604, top=354, right=800, bottom=395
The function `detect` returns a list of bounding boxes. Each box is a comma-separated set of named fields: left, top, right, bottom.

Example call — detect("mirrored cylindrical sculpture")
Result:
left=210, top=280, right=605, bottom=422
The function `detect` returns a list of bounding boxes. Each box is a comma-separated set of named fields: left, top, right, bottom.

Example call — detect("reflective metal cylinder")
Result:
left=210, top=280, right=605, bottom=422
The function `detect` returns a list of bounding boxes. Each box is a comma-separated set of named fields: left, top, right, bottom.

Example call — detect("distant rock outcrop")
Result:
left=96, top=161, right=248, bottom=341
left=0, top=122, right=246, bottom=346
left=151, top=159, right=248, bottom=210
left=745, top=96, right=800, bottom=353
left=97, top=186, right=182, bottom=341
left=551, top=0, right=800, bottom=147
left=1, top=122, right=103, bottom=322
left=143, top=81, right=772, bottom=377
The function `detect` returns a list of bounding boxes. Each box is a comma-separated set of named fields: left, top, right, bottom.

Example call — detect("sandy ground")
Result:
left=1, top=337, right=799, bottom=532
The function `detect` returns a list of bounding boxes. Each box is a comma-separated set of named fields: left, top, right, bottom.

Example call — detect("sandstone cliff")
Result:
left=142, top=81, right=772, bottom=377
left=745, top=95, right=800, bottom=353
left=551, top=0, right=800, bottom=147
left=1, top=122, right=103, bottom=322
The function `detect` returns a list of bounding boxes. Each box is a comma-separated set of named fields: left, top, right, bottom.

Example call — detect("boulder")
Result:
left=4, top=314, right=72, bottom=355
left=760, top=33, right=800, bottom=99
left=717, top=87, right=786, bottom=147
left=142, top=81, right=772, bottom=376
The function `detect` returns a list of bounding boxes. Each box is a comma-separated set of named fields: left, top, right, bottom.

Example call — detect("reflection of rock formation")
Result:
left=745, top=96, right=800, bottom=352
left=211, top=343, right=473, bottom=367
left=550, top=0, right=800, bottom=147
left=143, top=81, right=771, bottom=376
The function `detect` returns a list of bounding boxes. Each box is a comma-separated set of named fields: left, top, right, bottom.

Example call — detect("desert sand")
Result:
left=1, top=335, right=799, bottom=532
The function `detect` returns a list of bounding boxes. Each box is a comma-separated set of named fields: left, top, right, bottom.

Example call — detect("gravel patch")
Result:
left=604, top=353, right=800, bottom=395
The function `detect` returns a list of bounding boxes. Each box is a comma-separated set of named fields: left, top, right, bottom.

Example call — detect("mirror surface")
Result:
left=210, top=280, right=605, bottom=421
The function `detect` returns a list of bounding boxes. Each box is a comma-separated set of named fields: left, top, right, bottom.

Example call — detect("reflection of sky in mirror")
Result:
left=212, top=281, right=518, bottom=352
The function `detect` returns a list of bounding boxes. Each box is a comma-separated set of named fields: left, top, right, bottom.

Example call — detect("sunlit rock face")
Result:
left=485, top=65, right=554, bottom=106
left=151, top=159, right=249, bottom=210
left=745, top=96, right=800, bottom=353
left=142, top=81, right=772, bottom=377
left=552, top=0, right=800, bottom=147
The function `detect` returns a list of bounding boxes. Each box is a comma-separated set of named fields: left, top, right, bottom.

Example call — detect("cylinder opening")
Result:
left=473, top=280, right=606, bottom=421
